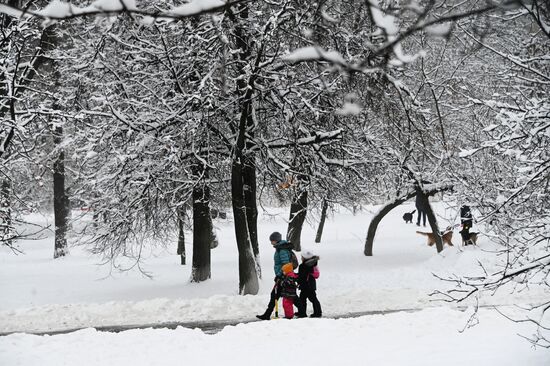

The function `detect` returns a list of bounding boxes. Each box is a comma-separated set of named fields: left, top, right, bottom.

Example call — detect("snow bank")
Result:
left=1, top=308, right=547, bottom=366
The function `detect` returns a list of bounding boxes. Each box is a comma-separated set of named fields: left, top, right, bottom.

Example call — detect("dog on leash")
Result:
left=461, top=232, right=478, bottom=246
left=416, top=230, right=454, bottom=247
left=402, top=210, right=416, bottom=224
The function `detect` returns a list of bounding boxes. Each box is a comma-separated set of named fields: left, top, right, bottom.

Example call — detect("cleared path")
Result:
left=0, top=307, right=428, bottom=336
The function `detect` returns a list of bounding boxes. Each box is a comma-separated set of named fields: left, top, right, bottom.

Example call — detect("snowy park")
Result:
left=1, top=204, right=549, bottom=365
left=1, top=0, right=549, bottom=365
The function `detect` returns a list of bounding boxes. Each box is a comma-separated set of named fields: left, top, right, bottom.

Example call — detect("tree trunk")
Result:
left=0, top=180, right=13, bottom=246
left=232, top=158, right=259, bottom=295
left=191, top=165, right=212, bottom=282
left=364, top=190, right=417, bottom=256
left=243, top=155, right=260, bottom=277
left=364, top=183, right=452, bottom=256
left=418, top=189, right=443, bottom=253
left=177, top=206, right=186, bottom=265
left=52, top=125, right=68, bottom=258
left=287, top=178, right=308, bottom=251
left=315, top=198, right=328, bottom=243
left=228, top=2, right=259, bottom=295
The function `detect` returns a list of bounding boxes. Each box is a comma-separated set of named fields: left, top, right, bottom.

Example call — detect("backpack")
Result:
left=289, top=250, right=299, bottom=270
left=311, top=265, right=320, bottom=279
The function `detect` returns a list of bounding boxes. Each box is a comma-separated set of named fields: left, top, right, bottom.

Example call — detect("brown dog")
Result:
left=416, top=230, right=454, bottom=247
left=462, top=232, right=478, bottom=246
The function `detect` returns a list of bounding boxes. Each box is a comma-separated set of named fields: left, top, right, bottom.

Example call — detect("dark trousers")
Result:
left=299, top=288, right=322, bottom=316
left=416, top=209, right=427, bottom=226
left=263, top=284, right=280, bottom=316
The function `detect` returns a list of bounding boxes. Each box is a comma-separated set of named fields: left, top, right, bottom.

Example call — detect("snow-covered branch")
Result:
left=0, top=0, right=248, bottom=22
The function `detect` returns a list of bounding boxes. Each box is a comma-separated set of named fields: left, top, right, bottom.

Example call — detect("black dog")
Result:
left=402, top=210, right=416, bottom=224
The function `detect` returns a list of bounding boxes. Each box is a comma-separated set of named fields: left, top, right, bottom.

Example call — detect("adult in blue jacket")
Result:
left=256, top=231, right=293, bottom=320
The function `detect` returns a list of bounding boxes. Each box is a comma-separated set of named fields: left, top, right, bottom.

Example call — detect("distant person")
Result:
left=256, top=231, right=294, bottom=320
left=415, top=194, right=428, bottom=227
left=459, top=205, right=475, bottom=245
left=295, top=250, right=322, bottom=318
left=279, top=263, right=301, bottom=319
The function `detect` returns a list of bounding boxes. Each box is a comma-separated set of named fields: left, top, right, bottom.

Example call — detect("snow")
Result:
left=368, top=0, right=426, bottom=65
left=36, top=0, right=137, bottom=18
left=2, top=308, right=547, bottom=366
left=425, top=22, right=452, bottom=38
left=37, top=0, right=74, bottom=18
left=369, top=1, right=398, bottom=35
left=458, top=147, right=482, bottom=157
left=170, top=0, right=226, bottom=17
left=283, top=46, right=346, bottom=65
left=84, top=0, right=137, bottom=12
left=0, top=204, right=548, bottom=364
left=335, top=101, right=362, bottom=116
left=321, top=10, right=337, bottom=23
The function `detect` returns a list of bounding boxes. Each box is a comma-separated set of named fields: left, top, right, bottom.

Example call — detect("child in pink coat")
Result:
left=296, top=250, right=322, bottom=318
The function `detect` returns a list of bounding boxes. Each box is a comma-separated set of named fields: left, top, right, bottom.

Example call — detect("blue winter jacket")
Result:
left=273, top=240, right=293, bottom=277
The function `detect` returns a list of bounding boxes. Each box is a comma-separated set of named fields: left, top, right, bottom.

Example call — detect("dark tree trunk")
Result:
left=417, top=188, right=443, bottom=253
left=191, top=165, right=212, bottom=282
left=177, top=206, right=186, bottom=265
left=287, top=178, right=309, bottom=251
left=315, top=198, right=328, bottom=243
left=52, top=125, right=68, bottom=258
left=227, top=2, right=260, bottom=295
left=364, top=190, right=418, bottom=256
left=232, top=158, right=259, bottom=295
left=1, top=180, right=13, bottom=246
left=222, top=2, right=264, bottom=294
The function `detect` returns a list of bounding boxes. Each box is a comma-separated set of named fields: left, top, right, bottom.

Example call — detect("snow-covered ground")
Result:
left=1, top=203, right=548, bottom=365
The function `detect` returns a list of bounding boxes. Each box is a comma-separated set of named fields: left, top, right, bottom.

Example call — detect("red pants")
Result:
left=282, top=297, right=294, bottom=319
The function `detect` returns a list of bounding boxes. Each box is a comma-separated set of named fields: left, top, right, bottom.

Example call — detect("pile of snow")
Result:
left=2, top=307, right=547, bottom=366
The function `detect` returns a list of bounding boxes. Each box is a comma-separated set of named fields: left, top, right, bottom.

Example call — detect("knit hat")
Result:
left=301, top=250, right=315, bottom=260
left=269, top=231, right=282, bottom=242
left=281, top=263, right=294, bottom=275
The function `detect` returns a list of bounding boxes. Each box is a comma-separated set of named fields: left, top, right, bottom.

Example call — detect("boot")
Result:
left=256, top=312, right=271, bottom=320
left=309, top=313, right=322, bottom=318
